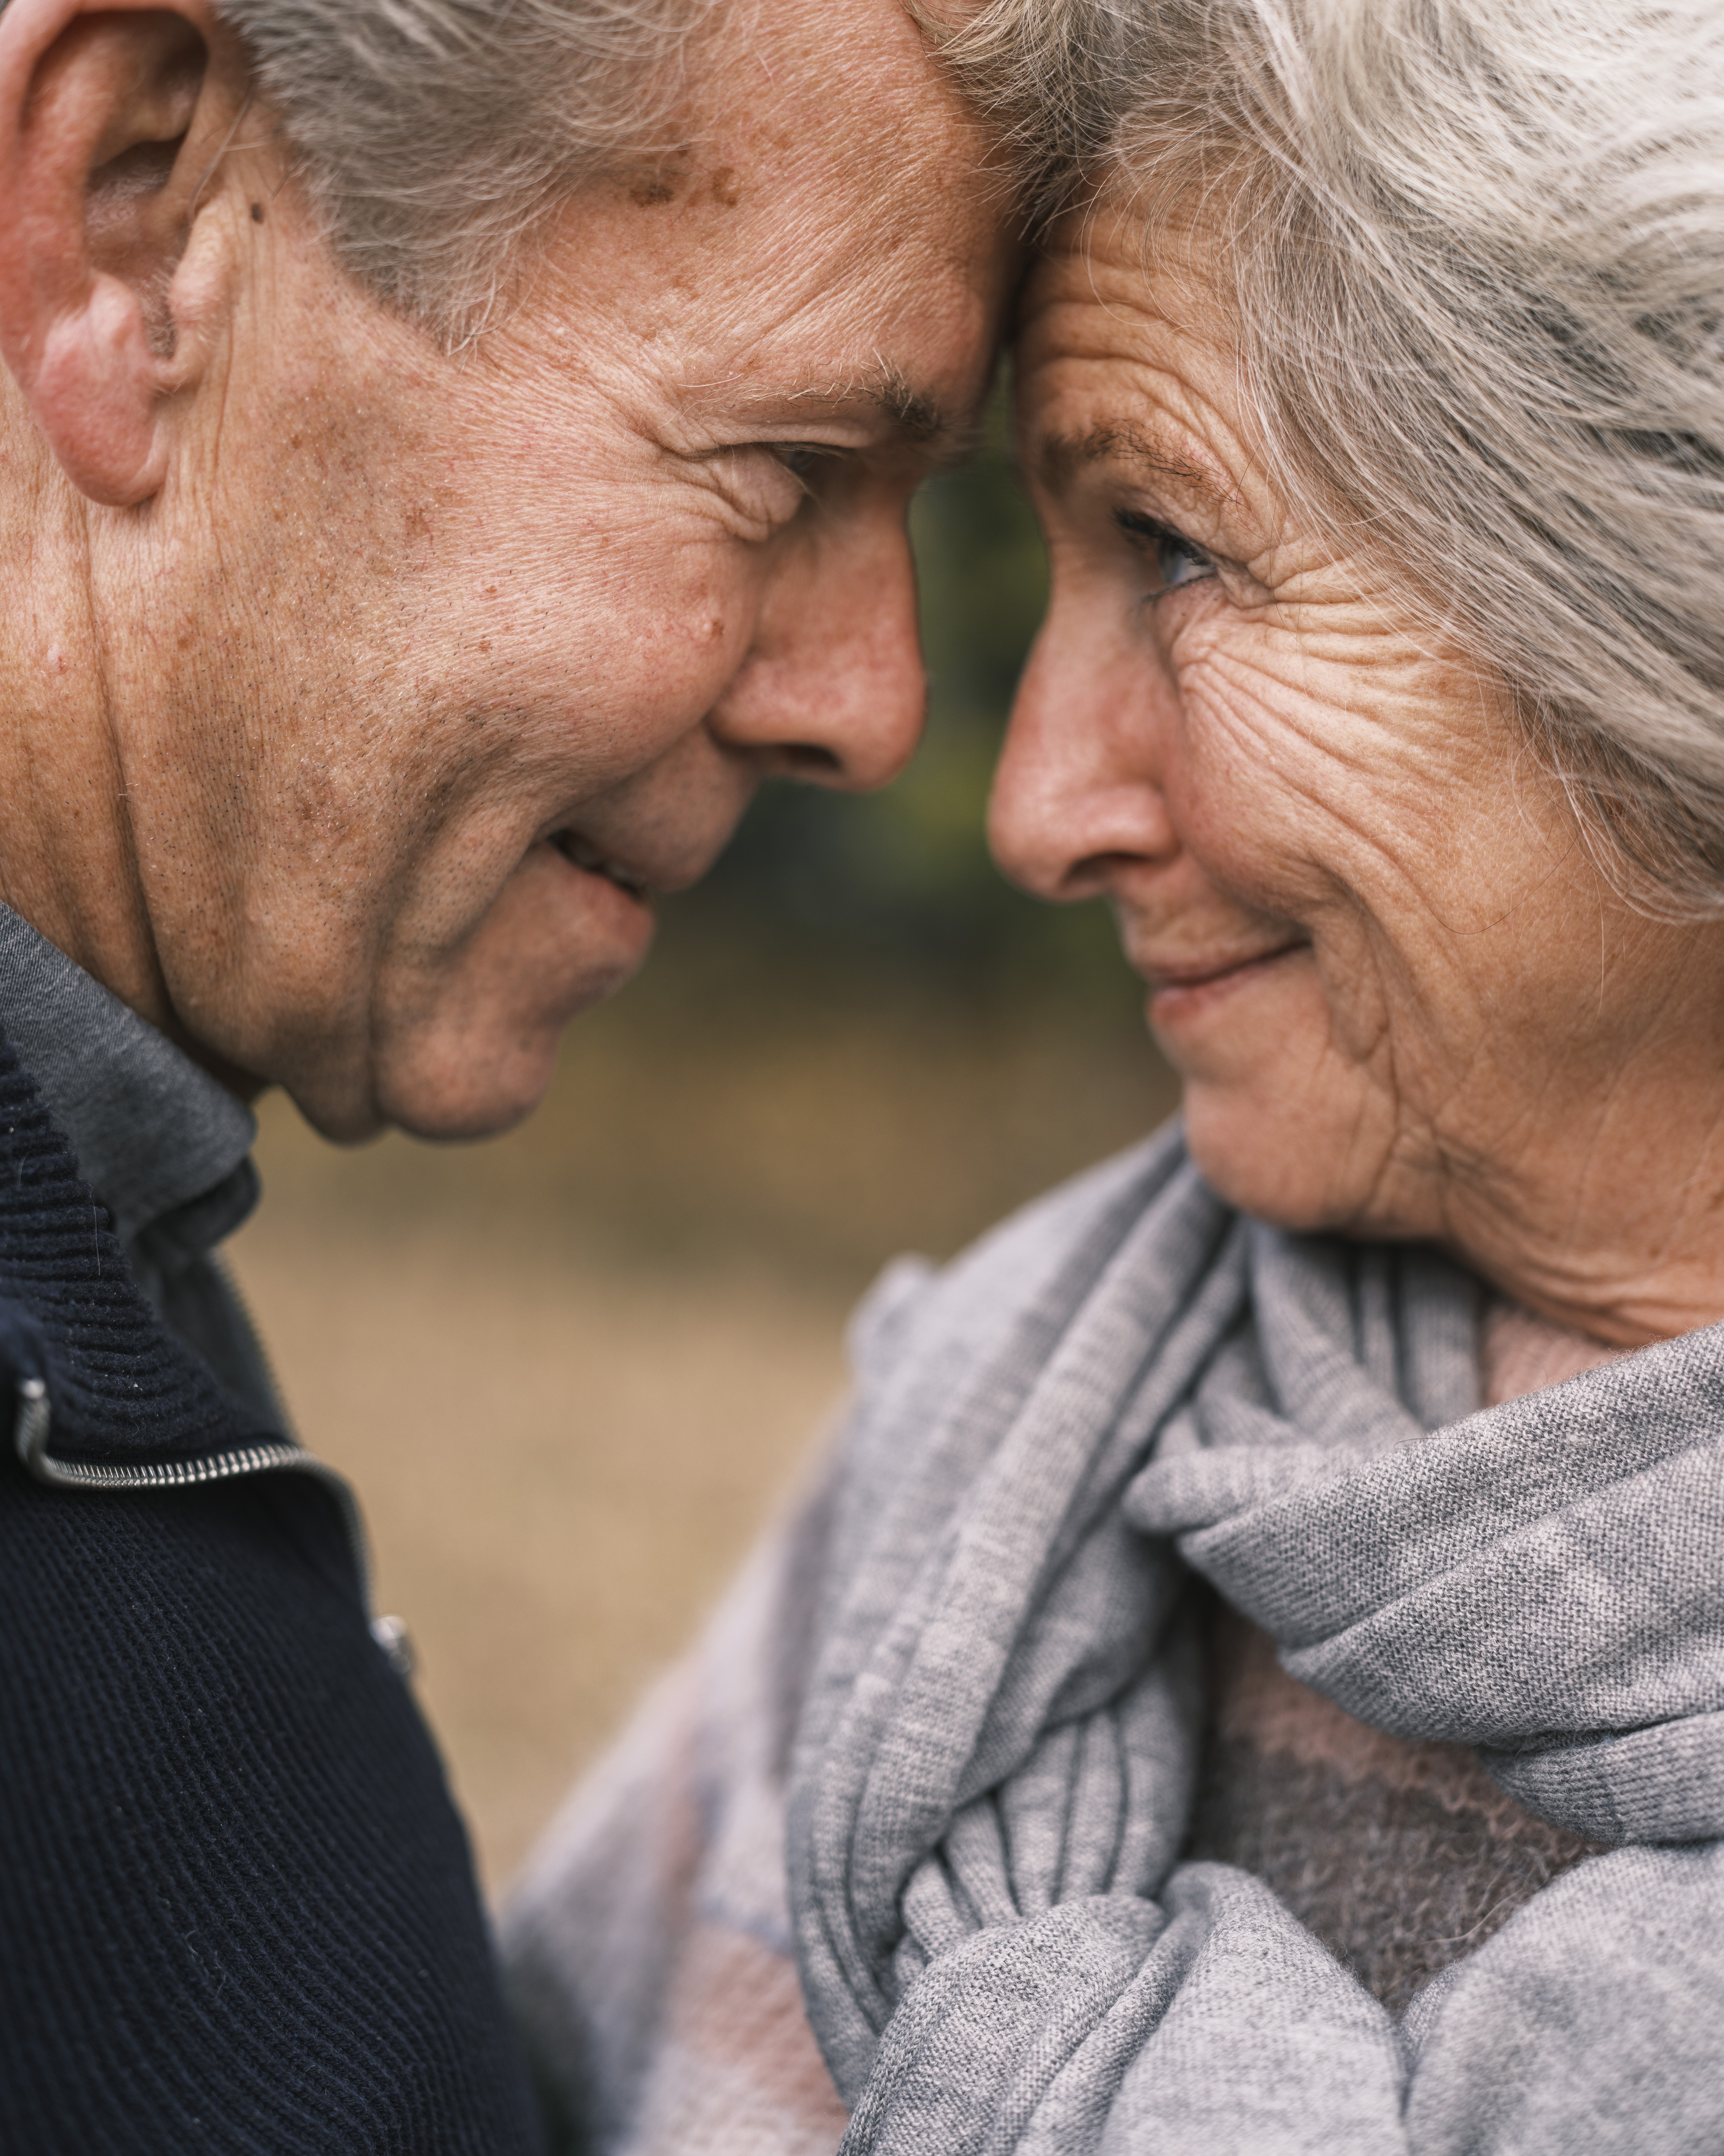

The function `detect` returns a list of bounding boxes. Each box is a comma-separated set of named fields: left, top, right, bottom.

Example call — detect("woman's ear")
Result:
left=0, top=0, right=248, bottom=507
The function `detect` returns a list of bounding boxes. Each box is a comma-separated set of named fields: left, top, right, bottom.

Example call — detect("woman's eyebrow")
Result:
left=1037, top=422, right=1227, bottom=506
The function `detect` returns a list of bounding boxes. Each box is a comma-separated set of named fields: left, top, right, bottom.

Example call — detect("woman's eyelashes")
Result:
left=1113, top=508, right=1219, bottom=601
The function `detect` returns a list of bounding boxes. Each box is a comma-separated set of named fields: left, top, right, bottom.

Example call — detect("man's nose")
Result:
left=708, top=501, right=925, bottom=790
left=988, top=603, right=1179, bottom=902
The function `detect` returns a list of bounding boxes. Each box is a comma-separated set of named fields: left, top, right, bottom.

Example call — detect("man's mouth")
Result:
left=549, top=829, right=651, bottom=899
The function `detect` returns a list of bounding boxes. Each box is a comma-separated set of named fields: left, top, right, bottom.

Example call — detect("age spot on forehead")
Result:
left=628, top=162, right=686, bottom=208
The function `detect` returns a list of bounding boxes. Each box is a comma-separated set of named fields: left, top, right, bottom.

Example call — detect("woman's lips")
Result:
left=1141, top=942, right=1307, bottom=1019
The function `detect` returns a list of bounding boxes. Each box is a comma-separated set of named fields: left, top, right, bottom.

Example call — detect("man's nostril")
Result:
left=782, top=743, right=843, bottom=776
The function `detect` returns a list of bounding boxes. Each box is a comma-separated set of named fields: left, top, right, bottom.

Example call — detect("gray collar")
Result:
left=0, top=904, right=259, bottom=1257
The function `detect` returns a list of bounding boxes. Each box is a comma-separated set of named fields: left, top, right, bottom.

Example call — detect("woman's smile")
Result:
left=1131, top=935, right=1309, bottom=1014
left=1122, top=923, right=1313, bottom=1039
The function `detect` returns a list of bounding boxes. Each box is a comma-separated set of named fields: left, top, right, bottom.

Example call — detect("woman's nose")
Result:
left=710, top=501, right=925, bottom=792
left=988, top=610, right=1179, bottom=903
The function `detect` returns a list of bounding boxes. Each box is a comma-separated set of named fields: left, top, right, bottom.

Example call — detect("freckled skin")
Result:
left=0, top=0, right=1013, bottom=1144
left=994, top=205, right=1724, bottom=1345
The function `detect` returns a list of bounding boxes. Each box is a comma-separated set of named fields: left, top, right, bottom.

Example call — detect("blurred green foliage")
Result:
left=678, top=386, right=1142, bottom=1018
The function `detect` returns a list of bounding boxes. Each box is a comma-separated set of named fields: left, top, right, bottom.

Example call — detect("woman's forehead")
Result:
left=1033, top=193, right=1234, bottom=319
left=1019, top=213, right=1238, bottom=399
left=1015, top=270, right=1251, bottom=515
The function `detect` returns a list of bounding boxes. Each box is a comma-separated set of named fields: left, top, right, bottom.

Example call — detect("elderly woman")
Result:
left=505, top=0, right=1724, bottom=2147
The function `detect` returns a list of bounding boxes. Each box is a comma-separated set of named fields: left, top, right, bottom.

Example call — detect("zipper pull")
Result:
left=13, top=1372, right=49, bottom=1476
left=370, top=1612, right=416, bottom=1679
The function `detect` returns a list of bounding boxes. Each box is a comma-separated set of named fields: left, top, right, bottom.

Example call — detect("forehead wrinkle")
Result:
left=667, top=214, right=979, bottom=446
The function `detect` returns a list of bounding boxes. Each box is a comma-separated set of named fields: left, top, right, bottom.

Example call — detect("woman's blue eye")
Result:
left=1113, top=509, right=1217, bottom=599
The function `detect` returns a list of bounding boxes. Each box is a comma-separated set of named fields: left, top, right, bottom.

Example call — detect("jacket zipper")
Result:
left=13, top=1376, right=414, bottom=1676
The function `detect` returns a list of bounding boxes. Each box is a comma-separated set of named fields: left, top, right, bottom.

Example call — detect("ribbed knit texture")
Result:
left=0, top=1036, right=542, bottom=2153
left=1182, top=1300, right=1622, bottom=2012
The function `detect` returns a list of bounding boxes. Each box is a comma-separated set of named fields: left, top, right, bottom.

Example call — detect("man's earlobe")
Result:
left=0, top=0, right=244, bottom=508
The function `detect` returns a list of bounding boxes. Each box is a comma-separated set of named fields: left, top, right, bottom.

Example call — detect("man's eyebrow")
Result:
left=874, top=366, right=946, bottom=445
left=778, top=363, right=972, bottom=461
left=1038, top=422, right=1230, bottom=505
left=869, top=366, right=988, bottom=472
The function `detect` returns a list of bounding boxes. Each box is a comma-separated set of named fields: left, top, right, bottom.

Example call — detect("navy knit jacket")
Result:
left=0, top=1036, right=544, bottom=2152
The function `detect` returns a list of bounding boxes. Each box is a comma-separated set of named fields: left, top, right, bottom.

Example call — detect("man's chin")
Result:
left=373, top=987, right=631, bottom=1142
left=361, top=874, right=657, bottom=1139
left=275, top=965, right=637, bottom=1145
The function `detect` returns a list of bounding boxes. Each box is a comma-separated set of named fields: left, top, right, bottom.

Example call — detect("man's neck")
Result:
left=0, top=397, right=169, bottom=1032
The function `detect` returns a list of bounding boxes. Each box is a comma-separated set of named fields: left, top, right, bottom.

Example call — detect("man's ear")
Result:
left=0, top=0, right=250, bottom=507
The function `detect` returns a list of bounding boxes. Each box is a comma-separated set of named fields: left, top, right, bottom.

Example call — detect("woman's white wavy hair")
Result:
left=958, top=0, right=1724, bottom=911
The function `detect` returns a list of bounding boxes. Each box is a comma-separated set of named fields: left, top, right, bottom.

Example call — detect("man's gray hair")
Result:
left=216, top=0, right=710, bottom=337
left=969, top=0, right=1724, bottom=910
left=214, top=0, right=1078, bottom=346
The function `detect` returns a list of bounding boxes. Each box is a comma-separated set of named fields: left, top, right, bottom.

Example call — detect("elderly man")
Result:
left=0, top=0, right=1012, bottom=2143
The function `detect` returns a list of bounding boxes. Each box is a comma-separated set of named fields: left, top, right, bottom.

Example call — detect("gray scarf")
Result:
left=787, top=1128, right=1724, bottom=2153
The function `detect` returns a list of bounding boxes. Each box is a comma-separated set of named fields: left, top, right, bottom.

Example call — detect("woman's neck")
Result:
left=1432, top=1105, right=1724, bottom=1347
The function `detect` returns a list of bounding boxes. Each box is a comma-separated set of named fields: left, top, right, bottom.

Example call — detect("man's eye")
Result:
left=1113, top=509, right=1218, bottom=599
left=771, top=443, right=832, bottom=478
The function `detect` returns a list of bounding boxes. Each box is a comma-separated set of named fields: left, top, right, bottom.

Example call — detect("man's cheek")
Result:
left=472, top=552, right=757, bottom=753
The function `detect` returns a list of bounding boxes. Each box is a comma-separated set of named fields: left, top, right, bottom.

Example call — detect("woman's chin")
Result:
left=1177, top=1058, right=1385, bottom=1237
left=1182, top=1093, right=1322, bottom=1230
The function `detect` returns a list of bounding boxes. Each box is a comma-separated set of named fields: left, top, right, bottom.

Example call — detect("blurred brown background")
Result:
left=226, top=398, right=1180, bottom=1896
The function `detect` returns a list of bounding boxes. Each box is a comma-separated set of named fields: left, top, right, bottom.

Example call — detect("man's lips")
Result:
left=548, top=827, right=652, bottom=899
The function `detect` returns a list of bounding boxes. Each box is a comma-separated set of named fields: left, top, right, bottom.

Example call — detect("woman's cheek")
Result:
left=1170, top=641, right=1322, bottom=850
left=1303, top=910, right=1396, bottom=1065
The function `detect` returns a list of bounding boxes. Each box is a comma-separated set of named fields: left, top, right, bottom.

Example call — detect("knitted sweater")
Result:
left=1185, top=1298, right=1617, bottom=2012
left=0, top=1035, right=542, bottom=2153
left=503, top=1283, right=1624, bottom=2154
